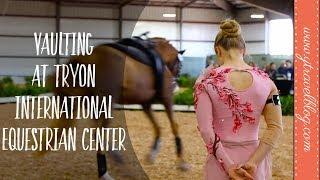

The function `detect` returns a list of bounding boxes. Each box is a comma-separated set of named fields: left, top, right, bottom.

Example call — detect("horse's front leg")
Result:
left=162, top=95, right=191, bottom=171
left=161, top=74, right=191, bottom=171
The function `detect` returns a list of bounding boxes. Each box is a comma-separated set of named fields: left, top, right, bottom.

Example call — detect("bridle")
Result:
left=166, top=52, right=183, bottom=79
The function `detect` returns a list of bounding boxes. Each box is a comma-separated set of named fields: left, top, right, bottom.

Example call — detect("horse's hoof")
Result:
left=147, top=150, right=159, bottom=164
left=145, top=140, right=161, bottom=164
left=178, top=161, right=192, bottom=171
left=99, top=172, right=114, bottom=180
left=145, top=150, right=158, bottom=164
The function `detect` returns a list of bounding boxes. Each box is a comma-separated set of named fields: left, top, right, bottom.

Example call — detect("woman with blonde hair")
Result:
left=194, top=19, right=283, bottom=180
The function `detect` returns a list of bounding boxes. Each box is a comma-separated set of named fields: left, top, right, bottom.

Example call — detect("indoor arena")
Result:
left=0, top=0, right=293, bottom=179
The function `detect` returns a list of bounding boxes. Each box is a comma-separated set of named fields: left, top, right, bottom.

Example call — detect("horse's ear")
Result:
left=178, top=50, right=186, bottom=55
left=140, top=31, right=150, bottom=38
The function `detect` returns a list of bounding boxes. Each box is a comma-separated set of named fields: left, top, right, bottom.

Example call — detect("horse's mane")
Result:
left=150, top=37, right=169, bottom=43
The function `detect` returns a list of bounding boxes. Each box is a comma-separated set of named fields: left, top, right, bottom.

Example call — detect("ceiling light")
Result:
left=250, top=14, right=265, bottom=19
left=163, top=13, right=176, bottom=18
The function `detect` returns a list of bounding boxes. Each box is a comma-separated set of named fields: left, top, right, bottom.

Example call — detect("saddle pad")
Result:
left=100, top=39, right=165, bottom=98
left=103, top=43, right=153, bottom=67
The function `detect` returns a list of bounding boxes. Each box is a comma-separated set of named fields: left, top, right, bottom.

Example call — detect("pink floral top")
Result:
left=194, top=66, right=272, bottom=170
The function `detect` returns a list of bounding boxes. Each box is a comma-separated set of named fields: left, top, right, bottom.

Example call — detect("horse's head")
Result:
left=150, top=37, right=185, bottom=77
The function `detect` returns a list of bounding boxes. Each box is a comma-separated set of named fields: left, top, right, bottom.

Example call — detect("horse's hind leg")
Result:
left=95, top=118, right=114, bottom=180
left=97, top=151, right=114, bottom=180
left=142, top=103, right=161, bottom=163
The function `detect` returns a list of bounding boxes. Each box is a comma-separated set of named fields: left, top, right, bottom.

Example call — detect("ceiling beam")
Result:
left=60, top=0, right=119, bottom=8
left=181, top=0, right=198, bottom=8
left=213, top=0, right=236, bottom=17
left=239, top=0, right=293, bottom=17
left=61, top=2, right=117, bottom=8
left=119, top=0, right=134, bottom=7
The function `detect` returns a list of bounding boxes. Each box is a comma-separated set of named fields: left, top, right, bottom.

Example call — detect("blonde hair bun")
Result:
left=220, top=19, right=241, bottom=38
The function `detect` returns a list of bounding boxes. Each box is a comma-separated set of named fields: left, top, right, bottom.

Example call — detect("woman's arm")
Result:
left=195, top=89, right=234, bottom=170
left=243, top=82, right=283, bottom=172
left=195, top=86, right=252, bottom=180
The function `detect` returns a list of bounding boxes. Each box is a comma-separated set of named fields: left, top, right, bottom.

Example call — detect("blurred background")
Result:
left=0, top=0, right=293, bottom=99
left=0, top=0, right=294, bottom=74
left=0, top=0, right=293, bottom=179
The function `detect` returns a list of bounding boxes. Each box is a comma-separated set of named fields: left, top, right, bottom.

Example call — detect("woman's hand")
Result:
left=228, top=164, right=253, bottom=180
left=241, top=161, right=257, bottom=177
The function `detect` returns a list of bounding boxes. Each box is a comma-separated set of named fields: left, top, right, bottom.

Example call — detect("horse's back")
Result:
left=88, top=45, right=157, bottom=104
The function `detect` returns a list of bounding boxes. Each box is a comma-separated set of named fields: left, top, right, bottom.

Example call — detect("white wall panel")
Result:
left=122, top=5, right=146, bottom=19
left=0, top=3, right=269, bottom=79
left=0, top=1, right=55, bottom=16
left=123, top=5, right=178, bottom=21
left=182, top=23, right=265, bottom=41
left=246, top=42, right=265, bottom=54
left=129, top=21, right=179, bottom=40
left=0, top=37, right=39, bottom=56
left=269, top=13, right=290, bottom=20
left=60, top=19, right=119, bottom=38
left=61, top=6, right=119, bottom=19
left=0, top=58, right=55, bottom=76
left=182, top=23, right=219, bottom=41
left=181, top=42, right=265, bottom=57
left=183, top=8, right=229, bottom=22
left=122, top=21, right=137, bottom=38
left=241, top=23, right=265, bottom=41
left=0, top=17, right=55, bottom=35
left=181, top=42, right=214, bottom=57
left=0, top=36, right=113, bottom=57
left=123, top=6, right=178, bottom=21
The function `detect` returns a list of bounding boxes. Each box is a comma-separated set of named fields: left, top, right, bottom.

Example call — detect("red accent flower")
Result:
left=247, top=116, right=255, bottom=124
left=233, top=114, right=243, bottom=133
left=193, top=82, right=206, bottom=108
left=244, top=102, right=253, bottom=112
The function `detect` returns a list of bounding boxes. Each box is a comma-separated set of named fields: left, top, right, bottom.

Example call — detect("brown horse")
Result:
left=46, top=37, right=189, bottom=179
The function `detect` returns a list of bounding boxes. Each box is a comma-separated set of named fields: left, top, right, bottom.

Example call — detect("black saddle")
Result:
left=102, top=37, right=165, bottom=97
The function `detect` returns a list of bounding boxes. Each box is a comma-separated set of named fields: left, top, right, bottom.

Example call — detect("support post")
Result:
left=119, top=7, right=122, bottom=39
left=264, top=12, right=270, bottom=55
left=179, top=7, right=183, bottom=50
left=55, top=0, right=61, bottom=64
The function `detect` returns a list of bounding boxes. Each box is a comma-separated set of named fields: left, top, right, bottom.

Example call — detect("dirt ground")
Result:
left=125, top=111, right=293, bottom=180
left=0, top=103, right=293, bottom=180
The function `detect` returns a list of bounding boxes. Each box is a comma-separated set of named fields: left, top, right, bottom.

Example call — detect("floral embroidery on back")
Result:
left=194, top=67, right=256, bottom=133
